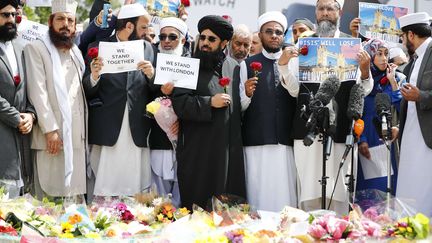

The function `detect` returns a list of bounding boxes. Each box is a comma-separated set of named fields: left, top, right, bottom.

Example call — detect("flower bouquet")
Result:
left=146, top=97, right=178, bottom=145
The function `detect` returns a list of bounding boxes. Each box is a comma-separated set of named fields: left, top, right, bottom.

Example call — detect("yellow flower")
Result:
left=85, top=232, right=101, bottom=239
left=59, top=232, right=74, bottom=238
left=146, top=101, right=161, bottom=115
left=157, top=213, right=165, bottom=221
left=179, top=207, right=190, bottom=215
left=61, top=222, right=74, bottom=233
left=68, top=214, right=82, bottom=225
left=106, top=229, right=116, bottom=237
left=406, top=227, right=413, bottom=233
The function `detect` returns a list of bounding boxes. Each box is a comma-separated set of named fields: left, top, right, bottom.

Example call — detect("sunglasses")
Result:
left=158, top=34, right=178, bottom=41
left=0, top=12, right=18, bottom=18
left=199, top=34, right=217, bottom=43
left=262, top=29, right=284, bottom=36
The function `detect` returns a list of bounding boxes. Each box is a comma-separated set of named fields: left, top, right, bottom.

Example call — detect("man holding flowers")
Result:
left=239, top=11, right=298, bottom=212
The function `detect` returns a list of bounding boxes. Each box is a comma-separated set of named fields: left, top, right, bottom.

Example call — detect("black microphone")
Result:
left=375, top=93, right=392, bottom=140
left=303, top=75, right=341, bottom=146
left=341, top=84, right=366, bottom=164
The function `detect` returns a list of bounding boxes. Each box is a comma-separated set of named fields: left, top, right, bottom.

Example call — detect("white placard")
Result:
left=17, top=20, right=48, bottom=46
left=26, top=0, right=52, bottom=7
left=99, top=40, right=144, bottom=74
left=154, top=53, right=200, bottom=90
left=359, top=144, right=394, bottom=180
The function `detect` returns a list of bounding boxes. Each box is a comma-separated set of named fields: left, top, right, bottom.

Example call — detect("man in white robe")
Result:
left=277, top=0, right=373, bottom=214
left=396, top=12, right=432, bottom=217
left=240, top=11, right=298, bottom=212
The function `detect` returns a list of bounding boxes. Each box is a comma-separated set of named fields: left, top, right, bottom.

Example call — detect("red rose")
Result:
left=87, top=47, right=99, bottom=60
left=15, top=14, right=22, bottom=24
left=379, top=76, right=389, bottom=86
left=250, top=62, right=262, bottom=72
left=13, top=75, right=21, bottom=86
left=299, top=45, right=309, bottom=56
left=181, top=0, right=190, bottom=7
left=121, top=210, right=135, bottom=221
left=219, top=77, right=231, bottom=93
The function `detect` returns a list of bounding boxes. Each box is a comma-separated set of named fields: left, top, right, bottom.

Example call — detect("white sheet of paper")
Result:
left=17, top=20, right=48, bottom=46
left=99, top=40, right=144, bottom=74
left=154, top=53, right=200, bottom=90
left=26, top=0, right=52, bottom=7
left=359, top=144, right=394, bottom=180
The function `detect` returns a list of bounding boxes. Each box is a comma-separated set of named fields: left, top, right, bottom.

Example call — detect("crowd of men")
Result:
left=1, top=0, right=432, bottom=217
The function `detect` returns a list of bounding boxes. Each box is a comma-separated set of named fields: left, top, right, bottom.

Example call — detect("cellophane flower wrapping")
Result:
left=146, top=97, right=178, bottom=143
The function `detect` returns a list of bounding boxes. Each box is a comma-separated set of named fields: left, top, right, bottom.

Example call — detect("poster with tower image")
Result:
left=137, top=0, right=180, bottom=18
left=359, top=2, right=408, bottom=43
left=298, top=38, right=361, bottom=83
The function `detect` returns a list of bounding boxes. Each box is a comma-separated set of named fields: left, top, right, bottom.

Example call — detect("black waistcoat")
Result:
left=242, top=53, right=296, bottom=146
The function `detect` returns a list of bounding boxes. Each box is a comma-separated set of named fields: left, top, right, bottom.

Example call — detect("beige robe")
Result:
left=24, top=40, right=87, bottom=197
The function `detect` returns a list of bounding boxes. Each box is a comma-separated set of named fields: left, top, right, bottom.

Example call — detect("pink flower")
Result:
left=361, top=220, right=382, bottom=237
left=308, top=224, right=327, bottom=239
left=363, top=207, right=379, bottom=220
left=160, top=98, right=172, bottom=107
left=326, top=217, right=350, bottom=240
left=348, top=229, right=363, bottom=239
left=114, top=202, right=127, bottom=212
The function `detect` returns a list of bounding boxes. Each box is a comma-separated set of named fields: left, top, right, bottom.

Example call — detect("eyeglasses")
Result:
left=199, top=34, right=218, bottom=43
left=0, top=12, right=18, bottom=18
left=158, top=34, right=178, bottom=41
left=262, top=29, right=284, bottom=36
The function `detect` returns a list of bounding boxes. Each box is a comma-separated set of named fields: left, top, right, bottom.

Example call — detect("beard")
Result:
left=262, top=42, right=281, bottom=53
left=49, top=27, right=75, bottom=49
left=129, top=28, right=141, bottom=41
left=159, top=43, right=184, bottom=56
left=194, top=45, right=224, bottom=71
left=316, top=18, right=339, bottom=37
left=405, top=38, right=415, bottom=56
left=0, top=23, right=18, bottom=42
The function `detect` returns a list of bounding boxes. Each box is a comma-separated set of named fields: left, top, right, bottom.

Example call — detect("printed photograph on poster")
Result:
left=154, top=53, right=200, bottom=90
left=136, top=0, right=180, bottom=18
left=359, top=2, right=408, bottom=43
left=298, top=38, right=361, bottom=83
left=98, top=40, right=144, bottom=74
left=17, top=20, right=48, bottom=46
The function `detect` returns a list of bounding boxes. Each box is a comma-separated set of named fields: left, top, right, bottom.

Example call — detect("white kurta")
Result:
left=239, top=50, right=298, bottom=212
left=91, top=106, right=151, bottom=196
left=244, top=145, right=298, bottom=212
left=396, top=38, right=432, bottom=217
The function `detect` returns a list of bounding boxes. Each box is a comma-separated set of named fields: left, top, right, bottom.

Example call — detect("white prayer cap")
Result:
left=160, top=17, right=188, bottom=36
left=118, top=3, right=148, bottom=20
left=51, top=0, right=78, bottom=15
left=389, top=47, right=405, bottom=60
left=316, top=0, right=344, bottom=9
left=258, top=11, right=287, bottom=32
left=399, top=12, right=431, bottom=29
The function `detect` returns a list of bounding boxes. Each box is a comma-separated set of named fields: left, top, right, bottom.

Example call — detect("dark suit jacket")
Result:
left=399, top=40, right=432, bottom=149
left=0, top=41, right=35, bottom=180
left=83, top=35, right=155, bottom=147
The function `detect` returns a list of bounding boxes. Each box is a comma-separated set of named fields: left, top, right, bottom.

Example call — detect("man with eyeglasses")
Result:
left=278, top=0, right=373, bottom=214
left=396, top=12, right=432, bottom=217
left=239, top=11, right=297, bottom=212
left=0, top=0, right=36, bottom=198
left=81, top=4, right=155, bottom=199
left=149, top=17, right=189, bottom=207
left=23, top=0, right=87, bottom=199
left=172, top=15, right=243, bottom=209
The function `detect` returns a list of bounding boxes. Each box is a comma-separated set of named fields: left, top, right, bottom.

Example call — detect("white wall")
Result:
left=185, top=0, right=259, bottom=36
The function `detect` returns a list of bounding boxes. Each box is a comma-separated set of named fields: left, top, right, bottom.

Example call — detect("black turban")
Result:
left=198, top=15, right=233, bottom=41
left=0, top=0, right=18, bottom=10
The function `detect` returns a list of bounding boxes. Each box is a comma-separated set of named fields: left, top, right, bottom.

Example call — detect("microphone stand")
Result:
left=318, top=107, right=331, bottom=209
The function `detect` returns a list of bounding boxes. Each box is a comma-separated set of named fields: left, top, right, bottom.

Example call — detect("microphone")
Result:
left=354, top=118, right=364, bottom=139
left=375, top=93, right=392, bottom=140
left=303, top=75, right=341, bottom=146
left=341, top=84, right=365, bottom=164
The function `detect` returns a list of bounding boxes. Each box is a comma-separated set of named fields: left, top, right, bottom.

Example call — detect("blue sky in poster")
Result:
left=298, top=38, right=360, bottom=67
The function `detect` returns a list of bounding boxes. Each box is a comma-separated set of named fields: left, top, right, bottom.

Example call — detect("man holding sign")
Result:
left=172, top=15, right=237, bottom=209
left=83, top=4, right=156, bottom=197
